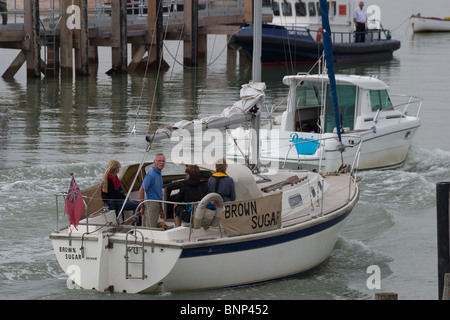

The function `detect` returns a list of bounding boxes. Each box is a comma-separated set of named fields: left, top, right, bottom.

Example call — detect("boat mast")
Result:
left=250, top=0, right=262, bottom=172
left=319, top=0, right=345, bottom=152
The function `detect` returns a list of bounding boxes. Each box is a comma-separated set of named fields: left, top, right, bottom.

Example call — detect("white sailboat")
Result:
left=49, top=1, right=360, bottom=294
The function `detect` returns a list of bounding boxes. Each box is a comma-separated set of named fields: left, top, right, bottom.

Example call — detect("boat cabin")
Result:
left=271, top=0, right=355, bottom=32
left=280, top=74, right=395, bottom=134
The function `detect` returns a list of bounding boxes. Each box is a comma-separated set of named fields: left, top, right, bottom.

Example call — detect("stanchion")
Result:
left=437, top=182, right=450, bottom=300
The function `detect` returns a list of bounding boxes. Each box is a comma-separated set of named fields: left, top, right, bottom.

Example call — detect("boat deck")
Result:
left=52, top=170, right=358, bottom=246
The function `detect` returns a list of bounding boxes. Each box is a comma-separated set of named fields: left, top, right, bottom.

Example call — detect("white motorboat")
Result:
left=228, top=73, right=422, bottom=173
left=49, top=0, right=360, bottom=294
left=411, top=14, right=450, bottom=33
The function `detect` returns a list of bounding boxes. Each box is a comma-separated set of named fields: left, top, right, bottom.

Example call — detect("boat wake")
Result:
left=357, top=146, right=450, bottom=210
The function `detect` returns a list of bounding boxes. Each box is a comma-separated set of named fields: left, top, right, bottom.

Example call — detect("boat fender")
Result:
left=193, top=193, right=224, bottom=230
left=316, top=27, right=323, bottom=42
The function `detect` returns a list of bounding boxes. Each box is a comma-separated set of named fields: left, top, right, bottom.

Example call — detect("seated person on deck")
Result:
left=101, top=159, right=141, bottom=224
left=174, top=165, right=208, bottom=227
left=208, top=158, right=236, bottom=202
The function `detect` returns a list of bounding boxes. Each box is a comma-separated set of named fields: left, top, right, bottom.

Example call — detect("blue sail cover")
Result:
left=319, top=0, right=342, bottom=143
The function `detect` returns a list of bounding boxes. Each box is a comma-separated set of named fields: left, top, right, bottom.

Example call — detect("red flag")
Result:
left=64, top=176, right=85, bottom=230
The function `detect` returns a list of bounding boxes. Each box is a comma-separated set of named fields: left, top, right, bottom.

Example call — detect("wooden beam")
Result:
left=60, top=0, right=74, bottom=77
left=74, top=0, right=89, bottom=76
left=128, top=44, right=147, bottom=71
left=183, top=0, right=198, bottom=67
left=110, top=0, right=127, bottom=74
left=24, top=0, right=40, bottom=78
left=1, top=50, right=26, bottom=78
left=144, top=0, right=167, bottom=71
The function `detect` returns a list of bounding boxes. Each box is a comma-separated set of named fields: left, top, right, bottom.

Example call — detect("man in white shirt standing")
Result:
left=0, top=0, right=7, bottom=25
left=354, top=1, right=367, bottom=42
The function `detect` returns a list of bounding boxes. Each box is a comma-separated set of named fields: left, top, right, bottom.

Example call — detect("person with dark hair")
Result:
left=174, top=165, right=208, bottom=227
left=208, top=158, right=235, bottom=202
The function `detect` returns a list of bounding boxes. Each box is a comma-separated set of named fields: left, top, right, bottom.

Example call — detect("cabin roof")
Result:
left=283, top=74, right=389, bottom=90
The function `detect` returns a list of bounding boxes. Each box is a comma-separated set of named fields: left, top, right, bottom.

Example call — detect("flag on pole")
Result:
left=64, top=175, right=85, bottom=230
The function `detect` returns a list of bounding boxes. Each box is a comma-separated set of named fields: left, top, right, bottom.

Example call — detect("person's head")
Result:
left=359, top=1, right=364, bottom=8
left=154, top=153, right=165, bottom=171
left=107, top=159, right=121, bottom=175
left=215, top=157, right=227, bottom=173
left=185, top=165, right=200, bottom=179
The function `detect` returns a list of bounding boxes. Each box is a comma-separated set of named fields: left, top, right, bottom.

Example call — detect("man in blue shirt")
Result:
left=139, top=153, right=165, bottom=227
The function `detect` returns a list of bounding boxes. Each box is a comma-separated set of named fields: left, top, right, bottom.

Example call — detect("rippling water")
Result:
left=1, top=0, right=450, bottom=300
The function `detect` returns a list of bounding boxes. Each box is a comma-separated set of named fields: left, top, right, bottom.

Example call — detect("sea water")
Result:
left=1, top=0, right=450, bottom=300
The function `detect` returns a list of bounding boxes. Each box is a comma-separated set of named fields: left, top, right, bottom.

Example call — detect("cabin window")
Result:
left=316, top=1, right=336, bottom=16
left=295, top=82, right=356, bottom=133
left=295, top=1, right=307, bottom=16
left=282, top=1, right=293, bottom=16
left=324, top=85, right=356, bottom=132
left=308, top=2, right=316, bottom=16
left=330, top=2, right=336, bottom=16
left=369, top=89, right=393, bottom=112
left=296, top=82, right=323, bottom=107
left=272, top=2, right=280, bottom=16
left=288, top=194, right=302, bottom=208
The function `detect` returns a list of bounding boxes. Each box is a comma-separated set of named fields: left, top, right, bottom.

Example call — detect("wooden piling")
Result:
left=183, top=0, right=198, bottom=67
left=437, top=182, right=450, bottom=300
left=442, top=273, right=450, bottom=300
left=110, top=0, right=127, bottom=74
left=60, top=0, right=73, bottom=77
left=24, top=0, right=40, bottom=78
left=1, top=1, right=273, bottom=78
left=375, top=292, right=398, bottom=300
left=74, top=0, right=89, bottom=76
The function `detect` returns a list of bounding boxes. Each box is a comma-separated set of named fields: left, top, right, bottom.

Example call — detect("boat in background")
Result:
left=49, top=1, right=360, bottom=294
left=227, top=73, right=422, bottom=173
left=411, top=14, right=450, bottom=33
left=229, top=0, right=401, bottom=64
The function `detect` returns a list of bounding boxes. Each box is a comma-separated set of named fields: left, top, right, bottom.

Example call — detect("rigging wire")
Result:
left=119, top=1, right=169, bottom=223
left=127, top=0, right=168, bottom=143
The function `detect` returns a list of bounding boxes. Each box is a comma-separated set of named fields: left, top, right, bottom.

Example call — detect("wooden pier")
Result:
left=0, top=0, right=272, bottom=79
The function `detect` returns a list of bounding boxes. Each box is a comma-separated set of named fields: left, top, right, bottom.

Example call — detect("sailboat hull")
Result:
left=50, top=197, right=355, bottom=293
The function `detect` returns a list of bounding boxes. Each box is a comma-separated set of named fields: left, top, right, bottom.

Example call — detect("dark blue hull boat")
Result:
left=229, top=24, right=401, bottom=64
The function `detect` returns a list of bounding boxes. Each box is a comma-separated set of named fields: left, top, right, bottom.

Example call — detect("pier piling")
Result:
left=437, top=182, right=450, bottom=300
left=374, top=292, right=398, bottom=300
left=0, top=0, right=271, bottom=78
